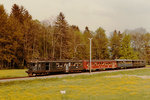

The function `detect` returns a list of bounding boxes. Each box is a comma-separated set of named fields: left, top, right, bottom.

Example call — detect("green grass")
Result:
left=146, top=65, right=150, bottom=67
left=0, top=69, right=28, bottom=78
left=0, top=65, right=149, bottom=79
left=1, top=68, right=150, bottom=100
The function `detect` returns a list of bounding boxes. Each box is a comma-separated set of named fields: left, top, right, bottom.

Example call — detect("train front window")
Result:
left=32, top=63, right=37, bottom=71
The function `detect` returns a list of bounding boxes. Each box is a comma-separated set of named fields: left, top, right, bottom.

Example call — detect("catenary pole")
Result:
left=88, top=38, right=92, bottom=73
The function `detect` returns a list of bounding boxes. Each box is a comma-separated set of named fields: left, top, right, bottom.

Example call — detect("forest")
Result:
left=0, top=4, right=150, bottom=69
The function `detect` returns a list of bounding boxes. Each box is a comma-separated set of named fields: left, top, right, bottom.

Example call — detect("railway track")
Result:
left=0, top=67, right=147, bottom=82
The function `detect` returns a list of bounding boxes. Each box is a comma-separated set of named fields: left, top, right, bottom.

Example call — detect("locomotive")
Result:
left=26, top=59, right=146, bottom=76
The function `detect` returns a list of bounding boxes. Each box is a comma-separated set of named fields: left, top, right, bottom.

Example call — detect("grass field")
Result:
left=0, top=69, right=28, bottom=78
left=1, top=68, right=150, bottom=100
left=0, top=65, right=149, bottom=79
left=146, top=65, right=150, bottom=67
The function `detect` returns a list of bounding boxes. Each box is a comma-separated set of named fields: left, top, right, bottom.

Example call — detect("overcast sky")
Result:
left=1, top=0, right=150, bottom=34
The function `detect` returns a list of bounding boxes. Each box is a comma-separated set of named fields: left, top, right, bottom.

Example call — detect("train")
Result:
left=26, top=59, right=146, bottom=76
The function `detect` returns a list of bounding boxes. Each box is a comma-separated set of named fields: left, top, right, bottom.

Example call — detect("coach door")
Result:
left=65, top=63, right=70, bottom=73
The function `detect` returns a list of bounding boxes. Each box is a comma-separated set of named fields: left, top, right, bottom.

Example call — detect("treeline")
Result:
left=0, top=4, right=150, bottom=69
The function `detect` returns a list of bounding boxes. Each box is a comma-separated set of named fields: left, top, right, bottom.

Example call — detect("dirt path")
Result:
left=0, top=67, right=149, bottom=83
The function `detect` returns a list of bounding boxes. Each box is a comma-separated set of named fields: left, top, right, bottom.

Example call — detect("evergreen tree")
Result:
left=54, top=12, right=72, bottom=59
left=110, top=30, right=122, bottom=59
left=93, top=27, right=109, bottom=59
left=0, top=5, right=9, bottom=68
left=70, top=25, right=85, bottom=59
left=9, top=4, right=32, bottom=68
left=83, top=26, right=93, bottom=59
left=119, top=34, right=138, bottom=59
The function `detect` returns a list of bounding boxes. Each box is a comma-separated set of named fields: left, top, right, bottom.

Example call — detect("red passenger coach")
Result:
left=82, top=60, right=117, bottom=70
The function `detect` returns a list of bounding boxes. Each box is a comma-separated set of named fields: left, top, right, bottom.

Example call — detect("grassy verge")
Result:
left=1, top=68, right=150, bottom=100
left=0, top=69, right=27, bottom=78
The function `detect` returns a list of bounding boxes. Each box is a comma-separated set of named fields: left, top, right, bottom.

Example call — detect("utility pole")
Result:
left=88, top=38, right=92, bottom=73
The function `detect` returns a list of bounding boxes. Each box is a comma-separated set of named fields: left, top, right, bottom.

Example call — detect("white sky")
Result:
left=1, top=0, right=150, bottom=34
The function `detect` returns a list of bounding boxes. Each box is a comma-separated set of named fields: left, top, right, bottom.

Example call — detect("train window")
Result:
left=73, top=63, right=75, bottom=66
left=60, top=63, right=63, bottom=67
left=69, top=62, right=71, bottom=66
left=99, top=62, right=101, bottom=65
left=87, top=63, right=89, bottom=67
left=95, top=63, right=97, bottom=66
left=32, top=63, right=37, bottom=71
left=38, top=63, right=41, bottom=70
left=32, top=63, right=35, bottom=66
left=46, top=63, right=49, bottom=70
left=56, top=63, right=59, bottom=67
left=127, top=61, right=131, bottom=64
left=70, top=62, right=73, bottom=66
left=64, top=63, right=66, bottom=67
left=78, top=63, right=81, bottom=66
left=75, top=63, right=78, bottom=66
left=52, top=62, right=56, bottom=66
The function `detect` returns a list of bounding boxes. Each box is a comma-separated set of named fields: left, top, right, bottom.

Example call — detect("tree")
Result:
left=0, top=5, right=9, bottom=68
left=54, top=12, right=72, bottom=59
left=110, top=30, right=122, bottom=59
left=119, top=34, right=138, bottom=59
left=143, top=33, right=150, bottom=63
left=70, top=25, right=85, bottom=59
left=83, top=26, right=93, bottom=59
left=126, top=28, right=150, bottom=62
left=93, top=27, right=109, bottom=59
left=10, top=4, right=32, bottom=24
left=9, top=4, right=32, bottom=68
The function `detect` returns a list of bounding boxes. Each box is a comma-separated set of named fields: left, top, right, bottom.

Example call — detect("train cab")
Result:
left=26, top=60, right=83, bottom=76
